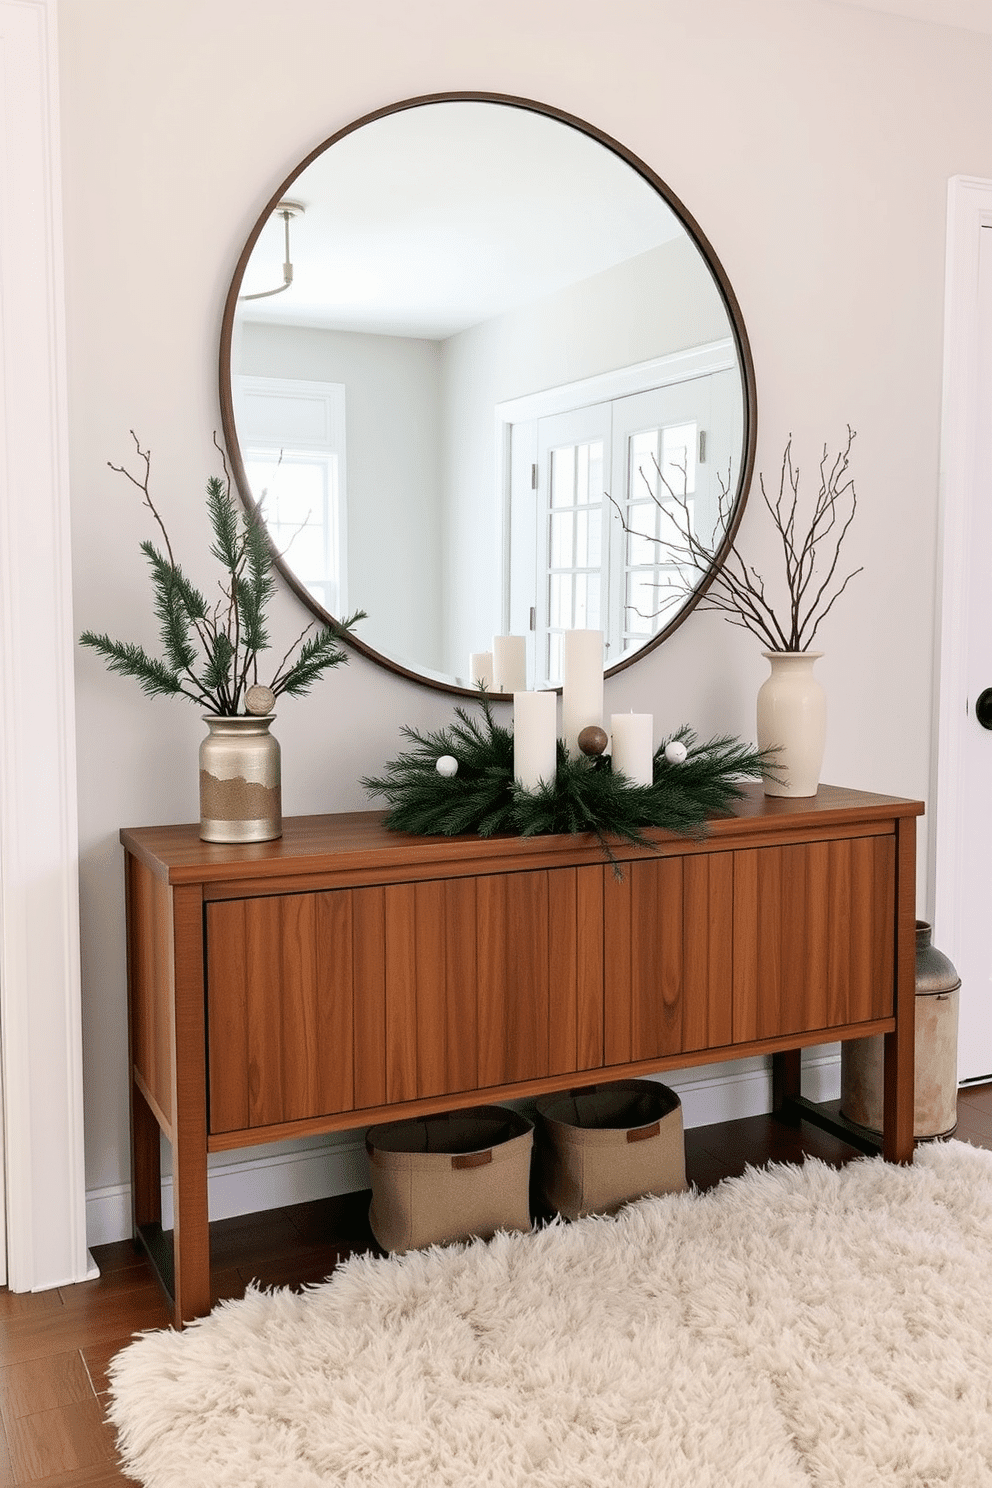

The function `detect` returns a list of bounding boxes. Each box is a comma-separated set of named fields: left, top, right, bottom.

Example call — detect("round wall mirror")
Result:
left=219, top=93, right=756, bottom=697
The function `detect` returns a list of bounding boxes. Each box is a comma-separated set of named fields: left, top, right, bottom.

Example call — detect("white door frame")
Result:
left=932, top=176, right=992, bottom=1049
left=0, top=0, right=92, bottom=1288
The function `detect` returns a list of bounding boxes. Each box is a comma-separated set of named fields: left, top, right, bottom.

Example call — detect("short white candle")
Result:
left=562, top=629, right=604, bottom=757
left=492, top=635, right=527, bottom=693
left=611, top=712, right=654, bottom=787
left=469, top=651, right=493, bottom=689
left=513, top=690, right=558, bottom=791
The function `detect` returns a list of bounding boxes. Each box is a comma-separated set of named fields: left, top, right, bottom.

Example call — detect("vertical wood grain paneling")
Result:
left=352, top=887, right=387, bottom=1109
left=603, top=868, right=633, bottom=1065
left=313, top=889, right=356, bottom=1117
left=208, top=890, right=358, bottom=1132
left=244, top=898, right=285, bottom=1127
left=128, top=858, right=175, bottom=1126
left=277, top=893, right=320, bottom=1122
left=441, top=876, right=479, bottom=1095
left=606, top=859, right=687, bottom=1064
left=384, top=883, right=418, bottom=1103
left=477, top=871, right=550, bottom=1086
left=205, top=900, right=250, bottom=1132
left=871, top=838, right=896, bottom=1021
left=800, top=842, right=831, bottom=1033
left=632, top=858, right=685, bottom=1059
left=412, top=879, right=448, bottom=1098
left=575, top=866, right=605, bottom=1070
left=547, top=869, right=578, bottom=1074
left=733, top=836, right=895, bottom=1044
left=682, top=853, right=734, bottom=1051
left=826, top=838, right=854, bottom=1029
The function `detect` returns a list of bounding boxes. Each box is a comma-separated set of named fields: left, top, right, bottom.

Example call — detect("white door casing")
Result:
left=0, top=0, right=92, bottom=1287
left=933, top=176, right=992, bottom=1083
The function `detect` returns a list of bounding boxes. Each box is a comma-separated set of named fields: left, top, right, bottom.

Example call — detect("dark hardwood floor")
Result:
left=3, top=1088, right=992, bottom=1486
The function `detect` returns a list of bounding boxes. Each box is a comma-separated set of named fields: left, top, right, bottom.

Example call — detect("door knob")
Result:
left=977, top=688, right=992, bottom=730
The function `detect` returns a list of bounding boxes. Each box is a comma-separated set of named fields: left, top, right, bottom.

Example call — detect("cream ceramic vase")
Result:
left=756, top=650, right=826, bottom=798
left=199, top=714, right=282, bottom=842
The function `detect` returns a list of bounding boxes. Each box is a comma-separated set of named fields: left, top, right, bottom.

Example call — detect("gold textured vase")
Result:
left=198, top=714, right=281, bottom=843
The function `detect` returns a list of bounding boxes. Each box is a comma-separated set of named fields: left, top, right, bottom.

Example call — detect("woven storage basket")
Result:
left=535, top=1079, right=687, bottom=1220
left=366, top=1105, right=534, bottom=1254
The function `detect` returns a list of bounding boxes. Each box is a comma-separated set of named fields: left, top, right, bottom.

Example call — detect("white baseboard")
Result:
left=86, top=1052, right=842, bottom=1248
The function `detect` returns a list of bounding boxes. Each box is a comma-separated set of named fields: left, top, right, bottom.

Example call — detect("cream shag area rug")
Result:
left=108, top=1141, right=992, bottom=1487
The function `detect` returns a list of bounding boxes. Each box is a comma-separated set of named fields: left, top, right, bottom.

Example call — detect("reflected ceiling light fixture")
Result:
left=239, top=200, right=305, bottom=301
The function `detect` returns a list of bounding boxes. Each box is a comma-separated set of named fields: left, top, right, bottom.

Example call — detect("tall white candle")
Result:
left=469, top=651, right=493, bottom=689
left=611, top=712, right=654, bottom=787
left=492, top=634, right=527, bottom=693
left=513, top=690, right=558, bottom=791
left=562, top=629, right=604, bottom=757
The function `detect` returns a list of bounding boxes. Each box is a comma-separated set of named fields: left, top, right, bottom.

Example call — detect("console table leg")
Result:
left=170, top=885, right=212, bottom=1326
left=884, top=815, right=917, bottom=1163
left=130, top=1079, right=161, bottom=1234
left=772, top=1049, right=802, bottom=1125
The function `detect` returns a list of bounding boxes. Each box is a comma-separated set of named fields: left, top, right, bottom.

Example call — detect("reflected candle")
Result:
left=492, top=634, right=527, bottom=693
left=513, top=690, right=557, bottom=791
left=469, top=651, right=493, bottom=689
left=611, top=712, right=654, bottom=787
left=562, top=629, right=603, bottom=757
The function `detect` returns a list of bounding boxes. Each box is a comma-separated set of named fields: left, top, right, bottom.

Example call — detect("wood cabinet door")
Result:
left=603, top=852, right=734, bottom=1065
left=206, top=865, right=606, bottom=1135
left=732, top=835, right=896, bottom=1043
left=206, top=891, right=360, bottom=1134
left=379, top=867, right=605, bottom=1101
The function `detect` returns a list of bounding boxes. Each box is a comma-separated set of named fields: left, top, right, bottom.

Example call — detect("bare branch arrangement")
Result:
left=79, top=432, right=365, bottom=715
left=614, top=427, right=862, bottom=652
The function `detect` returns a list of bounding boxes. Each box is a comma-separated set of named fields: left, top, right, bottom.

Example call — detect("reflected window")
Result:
left=233, top=375, right=348, bottom=615
left=509, top=348, right=736, bottom=687
left=244, top=450, right=342, bottom=615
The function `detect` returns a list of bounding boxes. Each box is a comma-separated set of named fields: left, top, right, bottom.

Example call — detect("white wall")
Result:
left=57, top=0, right=992, bottom=1241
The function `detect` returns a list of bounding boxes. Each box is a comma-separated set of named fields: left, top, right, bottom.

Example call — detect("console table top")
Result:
left=121, top=782, right=924, bottom=886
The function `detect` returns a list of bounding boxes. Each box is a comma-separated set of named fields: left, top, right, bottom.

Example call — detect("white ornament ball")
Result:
left=664, top=740, right=688, bottom=765
left=435, top=755, right=459, bottom=778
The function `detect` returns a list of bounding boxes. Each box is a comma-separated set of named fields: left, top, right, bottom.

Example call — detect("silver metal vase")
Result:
left=198, top=714, right=282, bottom=843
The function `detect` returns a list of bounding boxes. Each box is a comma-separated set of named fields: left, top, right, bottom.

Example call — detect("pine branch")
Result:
left=81, top=437, right=366, bottom=714
left=78, top=633, right=208, bottom=705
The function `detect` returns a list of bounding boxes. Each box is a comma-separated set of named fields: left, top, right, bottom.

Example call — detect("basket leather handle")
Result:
left=627, top=1121, right=661, bottom=1143
left=452, top=1149, right=493, bottom=1169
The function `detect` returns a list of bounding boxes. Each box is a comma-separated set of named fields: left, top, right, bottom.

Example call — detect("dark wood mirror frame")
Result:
left=219, top=91, right=757, bottom=698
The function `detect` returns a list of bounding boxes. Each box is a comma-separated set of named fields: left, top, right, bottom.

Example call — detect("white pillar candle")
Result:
left=469, top=651, right=493, bottom=689
left=492, top=634, right=527, bottom=693
left=562, top=629, right=604, bottom=757
left=611, top=712, right=654, bottom=787
left=513, top=690, right=558, bottom=791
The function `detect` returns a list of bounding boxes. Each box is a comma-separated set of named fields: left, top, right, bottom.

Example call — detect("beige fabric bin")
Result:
left=536, top=1080, right=688, bottom=1220
left=366, top=1105, right=534, bottom=1254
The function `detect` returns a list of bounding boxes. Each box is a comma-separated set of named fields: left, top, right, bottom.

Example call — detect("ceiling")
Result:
left=236, top=101, right=685, bottom=341
left=819, top=0, right=992, bottom=34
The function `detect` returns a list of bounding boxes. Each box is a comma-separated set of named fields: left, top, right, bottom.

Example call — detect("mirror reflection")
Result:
left=221, top=96, right=754, bottom=694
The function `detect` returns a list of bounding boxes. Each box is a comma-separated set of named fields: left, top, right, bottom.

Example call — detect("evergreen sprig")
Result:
left=363, top=702, right=776, bottom=866
left=79, top=433, right=365, bottom=715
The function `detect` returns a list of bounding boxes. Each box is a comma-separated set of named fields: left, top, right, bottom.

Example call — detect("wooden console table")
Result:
left=121, top=784, right=922, bottom=1325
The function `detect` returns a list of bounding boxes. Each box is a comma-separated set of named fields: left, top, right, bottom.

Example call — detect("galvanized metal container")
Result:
left=198, top=714, right=281, bottom=842
left=840, top=920, right=960, bottom=1139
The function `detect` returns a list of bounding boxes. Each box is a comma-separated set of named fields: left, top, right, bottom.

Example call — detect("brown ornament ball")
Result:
left=577, top=725, right=609, bottom=757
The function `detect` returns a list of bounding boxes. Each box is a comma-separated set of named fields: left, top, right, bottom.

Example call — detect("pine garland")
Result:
left=363, top=699, right=776, bottom=864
